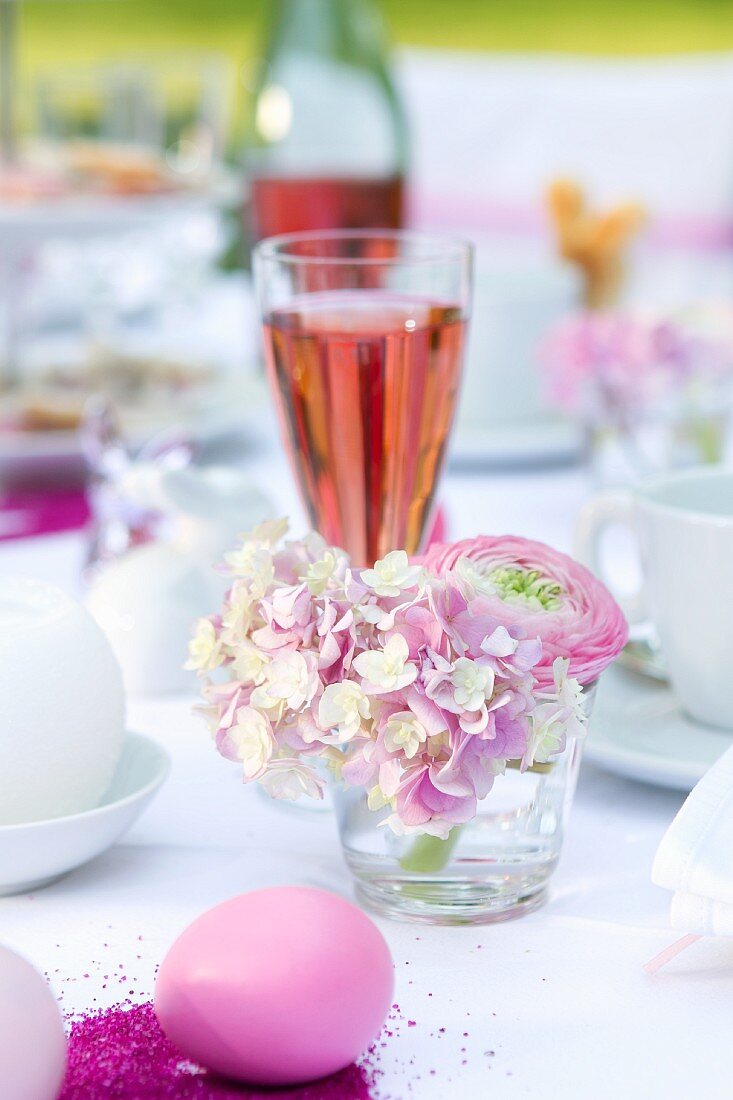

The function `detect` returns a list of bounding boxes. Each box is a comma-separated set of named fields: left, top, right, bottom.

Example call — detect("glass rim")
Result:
left=253, top=229, right=474, bottom=267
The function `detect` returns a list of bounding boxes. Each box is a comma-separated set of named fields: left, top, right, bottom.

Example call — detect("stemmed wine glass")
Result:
left=253, top=230, right=473, bottom=566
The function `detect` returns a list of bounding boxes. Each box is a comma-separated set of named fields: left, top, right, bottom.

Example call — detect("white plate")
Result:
left=0, top=374, right=268, bottom=481
left=450, top=417, right=581, bottom=469
left=0, top=274, right=267, bottom=477
left=585, top=664, right=733, bottom=791
left=0, top=731, right=169, bottom=895
left=0, top=175, right=237, bottom=242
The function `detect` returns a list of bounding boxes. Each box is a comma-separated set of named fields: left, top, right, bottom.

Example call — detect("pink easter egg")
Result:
left=155, top=886, right=394, bottom=1086
left=0, top=945, right=66, bottom=1100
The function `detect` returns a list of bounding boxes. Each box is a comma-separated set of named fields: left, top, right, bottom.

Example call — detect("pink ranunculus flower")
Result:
left=421, top=535, right=627, bottom=687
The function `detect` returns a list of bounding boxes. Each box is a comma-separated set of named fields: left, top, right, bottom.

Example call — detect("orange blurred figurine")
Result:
left=547, top=178, right=645, bottom=309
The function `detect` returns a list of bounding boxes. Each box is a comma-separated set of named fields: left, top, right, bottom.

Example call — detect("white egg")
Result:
left=0, top=945, right=66, bottom=1100
left=0, top=578, right=125, bottom=826
left=85, top=466, right=272, bottom=697
left=86, top=542, right=220, bottom=696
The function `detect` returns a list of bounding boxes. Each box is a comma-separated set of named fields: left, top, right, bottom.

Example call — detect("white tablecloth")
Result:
left=1, top=445, right=730, bottom=1100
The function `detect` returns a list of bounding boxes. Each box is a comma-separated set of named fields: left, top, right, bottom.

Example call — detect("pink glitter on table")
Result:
left=59, top=1002, right=381, bottom=1099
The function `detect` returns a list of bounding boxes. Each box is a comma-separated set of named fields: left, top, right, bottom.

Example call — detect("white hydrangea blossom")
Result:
left=361, top=550, right=425, bottom=598
left=318, top=681, right=371, bottom=743
left=185, top=618, right=224, bottom=672
left=383, top=712, right=428, bottom=759
left=353, top=633, right=417, bottom=693
left=228, top=706, right=274, bottom=780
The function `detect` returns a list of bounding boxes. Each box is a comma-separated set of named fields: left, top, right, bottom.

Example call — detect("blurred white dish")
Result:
left=450, top=418, right=580, bottom=469
left=0, top=731, right=169, bottom=895
left=0, top=370, right=268, bottom=481
left=0, top=273, right=267, bottom=480
left=585, top=664, right=732, bottom=791
left=0, top=176, right=237, bottom=242
left=447, top=252, right=582, bottom=468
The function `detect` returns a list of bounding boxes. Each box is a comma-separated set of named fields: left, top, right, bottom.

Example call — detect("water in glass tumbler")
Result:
left=263, top=290, right=466, bottom=566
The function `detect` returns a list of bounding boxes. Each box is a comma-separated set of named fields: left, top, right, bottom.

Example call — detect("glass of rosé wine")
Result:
left=253, top=230, right=473, bottom=567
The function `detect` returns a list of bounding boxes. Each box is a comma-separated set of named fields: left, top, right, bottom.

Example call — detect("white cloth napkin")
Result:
left=652, top=741, right=733, bottom=936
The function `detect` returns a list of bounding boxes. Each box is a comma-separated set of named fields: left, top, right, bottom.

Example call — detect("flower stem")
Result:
left=399, top=828, right=461, bottom=873
left=505, top=759, right=553, bottom=775
left=689, top=418, right=724, bottom=464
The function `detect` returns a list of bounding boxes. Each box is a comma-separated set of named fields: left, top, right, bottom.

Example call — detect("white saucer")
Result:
left=585, top=664, right=733, bottom=791
left=0, top=732, right=169, bottom=896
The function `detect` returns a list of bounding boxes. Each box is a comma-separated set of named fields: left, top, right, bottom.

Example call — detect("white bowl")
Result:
left=0, top=732, right=170, bottom=895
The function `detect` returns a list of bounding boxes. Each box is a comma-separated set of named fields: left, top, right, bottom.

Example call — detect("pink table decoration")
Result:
left=155, top=887, right=394, bottom=1087
left=0, top=488, right=89, bottom=541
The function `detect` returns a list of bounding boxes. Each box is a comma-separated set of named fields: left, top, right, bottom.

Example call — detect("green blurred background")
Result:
left=15, top=0, right=733, bottom=150
left=19, top=0, right=733, bottom=72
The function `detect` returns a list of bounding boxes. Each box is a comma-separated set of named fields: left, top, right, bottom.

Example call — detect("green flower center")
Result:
left=488, top=566, right=564, bottom=612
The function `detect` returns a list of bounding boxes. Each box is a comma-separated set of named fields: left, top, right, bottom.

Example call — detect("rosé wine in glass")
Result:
left=254, top=232, right=473, bottom=567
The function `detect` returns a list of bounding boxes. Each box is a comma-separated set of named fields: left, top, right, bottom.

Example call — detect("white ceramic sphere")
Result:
left=0, top=945, right=66, bottom=1100
left=0, top=578, right=125, bottom=826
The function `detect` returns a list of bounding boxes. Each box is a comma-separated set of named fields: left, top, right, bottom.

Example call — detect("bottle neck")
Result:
left=246, top=0, right=408, bottom=184
left=264, top=0, right=388, bottom=67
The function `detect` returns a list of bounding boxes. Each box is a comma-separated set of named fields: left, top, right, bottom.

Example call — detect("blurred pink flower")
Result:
left=540, top=310, right=733, bottom=418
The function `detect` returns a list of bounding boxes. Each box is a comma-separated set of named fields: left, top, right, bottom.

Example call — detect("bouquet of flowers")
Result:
left=188, top=521, right=627, bottom=841
left=541, top=309, right=733, bottom=426
left=541, top=308, right=733, bottom=478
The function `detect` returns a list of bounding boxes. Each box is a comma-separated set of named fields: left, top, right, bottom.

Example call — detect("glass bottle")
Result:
left=244, top=0, right=408, bottom=241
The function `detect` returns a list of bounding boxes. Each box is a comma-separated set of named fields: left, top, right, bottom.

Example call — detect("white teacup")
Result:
left=576, top=466, right=733, bottom=731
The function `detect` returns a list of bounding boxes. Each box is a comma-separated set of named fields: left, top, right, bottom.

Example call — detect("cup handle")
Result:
left=574, top=490, right=645, bottom=626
